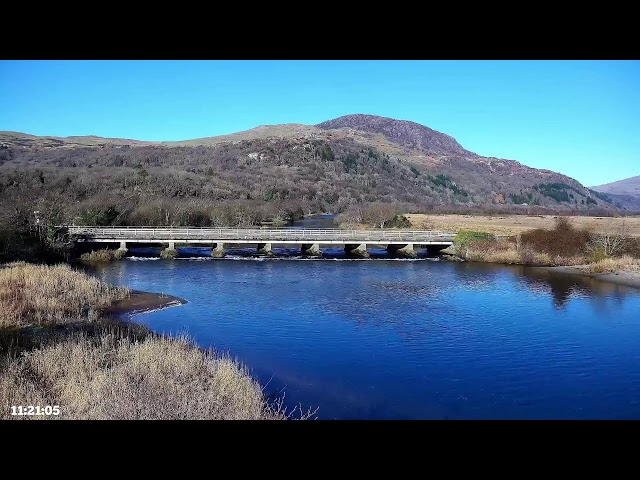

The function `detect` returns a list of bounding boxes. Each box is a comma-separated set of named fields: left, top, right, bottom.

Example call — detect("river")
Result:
left=88, top=216, right=640, bottom=419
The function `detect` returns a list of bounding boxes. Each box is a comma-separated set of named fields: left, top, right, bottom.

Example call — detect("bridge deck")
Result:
left=67, top=226, right=455, bottom=245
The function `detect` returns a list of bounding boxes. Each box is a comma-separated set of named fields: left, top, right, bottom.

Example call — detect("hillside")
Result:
left=317, top=114, right=475, bottom=157
left=591, top=175, right=640, bottom=212
left=0, top=114, right=624, bottom=235
left=592, top=175, right=640, bottom=196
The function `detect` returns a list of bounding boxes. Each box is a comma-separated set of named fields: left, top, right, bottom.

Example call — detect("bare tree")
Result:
left=589, top=220, right=630, bottom=257
left=364, top=202, right=398, bottom=229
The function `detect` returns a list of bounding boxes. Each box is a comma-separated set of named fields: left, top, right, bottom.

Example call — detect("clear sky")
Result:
left=1, top=60, right=638, bottom=186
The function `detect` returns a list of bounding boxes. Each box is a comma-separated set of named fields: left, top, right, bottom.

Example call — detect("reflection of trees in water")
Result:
left=510, top=265, right=635, bottom=310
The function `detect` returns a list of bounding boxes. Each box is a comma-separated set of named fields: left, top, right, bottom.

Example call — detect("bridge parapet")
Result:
left=65, top=226, right=456, bottom=244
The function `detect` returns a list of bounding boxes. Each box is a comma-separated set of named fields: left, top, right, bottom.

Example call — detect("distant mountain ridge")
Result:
left=591, top=175, right=640, bottom=211
left=0, top=114, right=628, bottom=213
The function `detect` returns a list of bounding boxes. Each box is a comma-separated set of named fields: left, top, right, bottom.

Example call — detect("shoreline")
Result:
left=103, top=289, right=187, bottom=318
left=441, top=253, right=640, bottom=290
left=540, top=265, right=640, bottom=290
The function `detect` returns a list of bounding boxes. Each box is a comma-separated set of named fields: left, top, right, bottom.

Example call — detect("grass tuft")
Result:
left=585, top=255, right=640, bottom=274
left=80, top=249, right=126, bottom=263
left=0, top=333, right=290, bottom=420
left=0, top=262, right=129, bottom=328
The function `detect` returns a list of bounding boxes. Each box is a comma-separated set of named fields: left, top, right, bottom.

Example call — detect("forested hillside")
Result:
left=0, top=114, right=623, bottom=260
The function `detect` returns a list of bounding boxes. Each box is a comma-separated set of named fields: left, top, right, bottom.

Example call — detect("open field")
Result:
left=406, top=214, right=640, bottom=237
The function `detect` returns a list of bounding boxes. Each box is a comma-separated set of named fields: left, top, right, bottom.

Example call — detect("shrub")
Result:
left=80, top=249, right=125, bottom=263
left=387, top=214, right=411, bottom=229
left=520, top=216, right=590, bottom=257
left=621, top=237, right=640, bottom=258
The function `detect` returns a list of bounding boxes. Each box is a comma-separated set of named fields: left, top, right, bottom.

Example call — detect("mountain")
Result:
left=591, top=175, right=640, bottom=197
left=0, top=131, right=155, bottom=148
left=317, top=114, right=474, bottom=157
left=0, top=115, right=625, bottom=229
left=591, top=176, right=640, bottom=211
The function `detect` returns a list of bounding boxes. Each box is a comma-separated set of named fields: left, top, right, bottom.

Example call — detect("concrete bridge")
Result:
left=66, top=226, right=456, bottom=258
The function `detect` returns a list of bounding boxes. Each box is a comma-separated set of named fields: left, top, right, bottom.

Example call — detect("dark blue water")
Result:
left=291, top=213, right=336, bottom=229
left=91, top=254, right=640, bottom=420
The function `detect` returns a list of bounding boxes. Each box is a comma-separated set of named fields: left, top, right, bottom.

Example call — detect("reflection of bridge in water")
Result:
left=66, top=226, right=456, bottom=258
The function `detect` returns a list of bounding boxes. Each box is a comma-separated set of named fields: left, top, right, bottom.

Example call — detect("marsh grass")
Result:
left=584, top=255, right=640, bottom=274
left=0, top=333, right=293, bottom=420
left=80, top=249, right=126, bottom=263
left=0, top=263, right=313, bottom=420
left=0, top=262, right=129, bottom=328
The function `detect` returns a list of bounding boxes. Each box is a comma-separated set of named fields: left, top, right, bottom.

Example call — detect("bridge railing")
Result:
left=63, top=226, right=456, bottom=242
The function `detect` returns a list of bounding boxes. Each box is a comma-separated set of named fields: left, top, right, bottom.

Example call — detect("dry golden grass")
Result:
left=0, top=263, right=313, bottom=420
left=80, top=249, right=126, bottom=263
left=584, top=255, right=640, bottom=274
left=483, top=248, right=521, bottom=264
left=0, top=333, right=290, bottom=420
left=406, top=214, right=640, bottom=237
left=455, top=238, right=588, bottom=267
left=0, top=262, right=129, bottom=328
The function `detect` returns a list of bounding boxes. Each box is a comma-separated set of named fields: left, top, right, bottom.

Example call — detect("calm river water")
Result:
left=89, top=231, right=640, bottom=420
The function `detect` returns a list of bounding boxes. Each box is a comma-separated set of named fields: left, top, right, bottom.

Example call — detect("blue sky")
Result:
left=1, top=60, right=638, bottom=186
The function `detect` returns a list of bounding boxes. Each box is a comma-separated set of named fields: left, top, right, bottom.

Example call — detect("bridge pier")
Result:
left=301, top=243, right=321, bottom=256
left=66, top=226, right=456, bottom=258
left=345, top=243, right=369, bottom=258
left=161, top=242, right=178, bottom=259
left=387, top=243, right=417, bottom=258
left=257, top=242, right=273, bottom=255
left=211, top=242, right=225, bottom=258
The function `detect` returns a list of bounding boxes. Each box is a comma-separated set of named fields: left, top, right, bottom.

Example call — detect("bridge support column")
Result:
left=344, top=243, right=369, bottom=258
left=301, top=243, right=321, bottom=256
left=257, top=242, right=273, bottom=255
left=211, top=243, right=225, bottom=258
left=118, top=241, right=127, bottom=251
left=161, top=242, right=178, bottom=259
left=387, top=243, right=417, bottom=258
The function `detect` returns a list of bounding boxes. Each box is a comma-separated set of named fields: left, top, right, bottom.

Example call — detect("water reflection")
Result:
left=509, top=265, right=637, bottom=310
left=89, top=255, right=640, bottom=419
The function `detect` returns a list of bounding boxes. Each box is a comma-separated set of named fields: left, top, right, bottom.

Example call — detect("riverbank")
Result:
left=406, top=213, right=640, bottom=237
left=542, top=265, right=640, bottom=290
left=0, top=262, right=296, bottom=420
left=104, top=290, right=186, bottom=317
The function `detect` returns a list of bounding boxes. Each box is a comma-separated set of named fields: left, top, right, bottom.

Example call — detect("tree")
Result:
left=589, top=220, right=630, bottom=257
left=363, top=202, right=398, bottom=229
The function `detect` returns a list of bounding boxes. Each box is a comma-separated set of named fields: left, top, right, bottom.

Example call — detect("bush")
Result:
left=80, top=249, right=126, bottom=263
left=621, top=237, right=640, bottom=258
left=387, top=214, right=411, bottom=229
left=519, top=216, right=590, bottom=257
